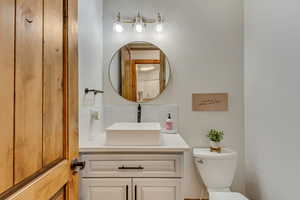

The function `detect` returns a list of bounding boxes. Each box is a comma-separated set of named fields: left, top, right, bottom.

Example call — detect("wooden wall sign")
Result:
left=192, top=93, right=228, bottom=111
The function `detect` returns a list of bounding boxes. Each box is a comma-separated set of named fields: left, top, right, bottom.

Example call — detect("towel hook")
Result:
left=84, top=88, right=104, bottom=95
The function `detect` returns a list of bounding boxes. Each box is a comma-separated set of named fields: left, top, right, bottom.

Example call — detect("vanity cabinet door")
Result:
left=81, top=178, right=132, bottom=200
left=133, top=178, right=182, bottom=200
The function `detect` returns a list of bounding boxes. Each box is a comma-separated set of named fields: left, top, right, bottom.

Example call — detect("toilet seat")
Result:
left=209, top=192, right=248, bottom=200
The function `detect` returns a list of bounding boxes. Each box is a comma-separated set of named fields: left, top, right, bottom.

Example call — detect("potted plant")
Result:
left=207, top=129, right=224, bottom=153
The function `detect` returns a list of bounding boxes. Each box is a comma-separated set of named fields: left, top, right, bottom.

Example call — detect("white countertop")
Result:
left=80, top=133, right=190, bottom=153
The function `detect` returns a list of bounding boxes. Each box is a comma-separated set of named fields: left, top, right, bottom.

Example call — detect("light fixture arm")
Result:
left=115, top=12, right=162, bottom=24
left=116, top=12, right=121, bottom=22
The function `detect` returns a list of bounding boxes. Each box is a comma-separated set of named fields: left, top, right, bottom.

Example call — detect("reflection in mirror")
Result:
left=109, top=42, right=171, bottom=102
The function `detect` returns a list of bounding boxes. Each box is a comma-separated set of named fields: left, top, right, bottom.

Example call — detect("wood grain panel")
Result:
left=160, top=52, right=166, bottom=93
left=15, top=0, right=43, bottom=184
left=0, top=0, right=15, bottom=194
left=0, top=0, right=78, bottom=198
left=7, top=161, right=69, bottom=200
left=50, top=188, right=65, bottom=200
left=43, top=0, right=64, bottom=167
left=65, top=0, right=79, bottom=198
left=121, top=47, right=132, bottom=100
left=130, top=61, right=137, bottom=101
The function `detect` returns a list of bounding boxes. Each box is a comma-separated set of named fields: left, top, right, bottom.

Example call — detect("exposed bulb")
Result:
left=156, top=23, right=163, bottom=32
left=113, top=21, right=124, bottom=33
left=135, top=23, right=144, bottom=33
left=156, top=13, right=163, bottom=33
left=113, top=12, right=123, bottom=33
left=135, top=12, right=144, bottom=33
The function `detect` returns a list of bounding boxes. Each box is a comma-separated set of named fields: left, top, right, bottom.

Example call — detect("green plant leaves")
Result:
left=207, top=129, right=224, bottom=142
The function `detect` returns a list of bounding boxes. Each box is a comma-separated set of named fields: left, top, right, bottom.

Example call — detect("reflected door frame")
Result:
left=132, top=59, right=160, bottom=102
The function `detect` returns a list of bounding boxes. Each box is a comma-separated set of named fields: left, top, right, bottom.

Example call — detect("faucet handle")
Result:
left=197, top=160, right=204, bottom=164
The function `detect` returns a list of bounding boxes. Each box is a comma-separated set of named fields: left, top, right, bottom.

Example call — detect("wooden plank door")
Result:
left=0, top=0, right=79, bottom=199
left=159, top=51, right=166, bottom=93
left=0, top=0, right=15, bottom=194
left=121, top=47, right=136, bottom=101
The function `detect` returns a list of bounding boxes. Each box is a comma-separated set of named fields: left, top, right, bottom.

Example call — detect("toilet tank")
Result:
left=193, top=148, right=237, bottom=191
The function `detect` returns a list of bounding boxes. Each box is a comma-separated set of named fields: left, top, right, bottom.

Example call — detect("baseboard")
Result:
left=185, top=198, right=208, bottom=200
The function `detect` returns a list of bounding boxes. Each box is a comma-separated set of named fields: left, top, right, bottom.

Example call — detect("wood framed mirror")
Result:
left=109, top=42, right=171, bottom=103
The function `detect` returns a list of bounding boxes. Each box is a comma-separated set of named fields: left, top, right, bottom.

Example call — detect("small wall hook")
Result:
left=25, top=18, right=33, bottom=23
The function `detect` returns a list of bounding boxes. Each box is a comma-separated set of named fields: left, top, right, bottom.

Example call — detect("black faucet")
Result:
left=137, top=104, right=142, bottom=123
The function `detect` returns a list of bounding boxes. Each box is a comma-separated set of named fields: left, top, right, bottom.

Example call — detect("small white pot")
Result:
left=210, top=141, right=221, bottom=148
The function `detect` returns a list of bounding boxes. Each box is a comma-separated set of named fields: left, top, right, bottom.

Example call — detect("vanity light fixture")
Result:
left=113, top=12, right=164, bottom=33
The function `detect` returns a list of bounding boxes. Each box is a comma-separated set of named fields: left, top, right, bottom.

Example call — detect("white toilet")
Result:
left=193, top=148, right=248, bottom=200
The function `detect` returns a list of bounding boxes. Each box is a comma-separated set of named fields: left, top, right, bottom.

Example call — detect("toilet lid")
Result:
left=210, top=192, right=248, bottom=200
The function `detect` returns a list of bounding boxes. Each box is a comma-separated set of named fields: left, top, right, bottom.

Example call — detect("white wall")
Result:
left=244, top=0, right=300, bottom=199
left=78, top=0, right=104, bottom=145
left=131, top=50, right=160, bottom=59
left=103, top=0, right=244, bottom=198
left=109, top=51, right=120, bottom=93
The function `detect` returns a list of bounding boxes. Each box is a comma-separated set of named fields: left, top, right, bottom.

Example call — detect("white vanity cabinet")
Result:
left=133, top=178, right=181, bottom=200
left=81, top=178, right=181, bottom=200
left=81, top=178, right=131, bottom=200
left=80, top=153, right=184, bottom=200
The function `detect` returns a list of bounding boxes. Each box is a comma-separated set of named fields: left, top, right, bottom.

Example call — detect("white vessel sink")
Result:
left=105, top=122, right=161, bottom=146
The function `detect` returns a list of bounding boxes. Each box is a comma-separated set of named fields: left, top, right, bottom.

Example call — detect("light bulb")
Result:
left=156, top=23, right=163, bottom=32
left=113, top=12, right=123, bottom=33
left=135, top=23, right=144, bottom=33
left=156, top=13, right=163, bottom=33
left=113, top=21, right=124, bottom=33
left=134, top=12, right=144, bottom=33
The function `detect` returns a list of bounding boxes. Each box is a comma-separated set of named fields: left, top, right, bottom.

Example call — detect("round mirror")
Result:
left=109, top=42, right=171, bottom=103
